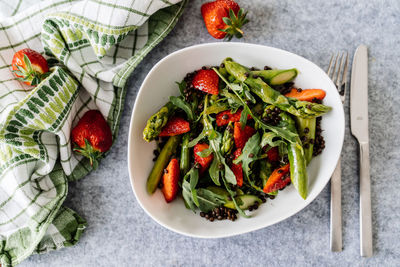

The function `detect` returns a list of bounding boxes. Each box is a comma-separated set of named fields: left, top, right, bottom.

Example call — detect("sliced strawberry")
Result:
left=194, top=143, right=214, bottom=173
left=230, top=148, right=243, bottom=186
left=192, top=69, right=219, bottom=95
left=233, top=122, right=256, bottom=149
left=263, top=164, right=291, bottom=194
left=216, top=108, right=252, bottom=127
left=161, top=158, right=180, bottom=203
left=159, top=117, right=190, bottom=137
left=266, top=146, right=280, bottom=162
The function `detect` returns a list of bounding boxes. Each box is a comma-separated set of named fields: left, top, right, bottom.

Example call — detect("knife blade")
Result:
left=350, top=45, right=373, bottom=257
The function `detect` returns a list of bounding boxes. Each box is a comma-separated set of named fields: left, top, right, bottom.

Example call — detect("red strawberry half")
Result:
left=159, top=117, right=190, bottom=137
left=71, top=110, right=113, bottom=169
left=12, top=48, right=49, bottom=86
left=161, top=158, right=180, bottom=203
left=216, top=108, right=252, bottom=127
left=233, top=122, right=256, bottom=149
left=230, top=148, right=243, bottom=186
left=263, top=164, right=291, bottom=194
left=192, top=69, right=219, bottom=95
left=194, top=143, right=214, bottom=173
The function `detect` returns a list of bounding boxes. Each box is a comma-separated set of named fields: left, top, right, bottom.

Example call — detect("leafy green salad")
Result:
left=142, top=58, right=331, bottom=221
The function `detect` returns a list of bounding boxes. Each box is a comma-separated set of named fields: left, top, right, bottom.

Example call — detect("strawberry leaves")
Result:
left=220, top=8, right=249, bottom=41
left=13, top=54, right=46, bottom=86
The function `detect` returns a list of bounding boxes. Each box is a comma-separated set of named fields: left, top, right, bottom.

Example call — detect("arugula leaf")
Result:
left=196, top=148, right=213, bottom=158
left=205, top=102, right=229, bottom=114
left=176, top=81, right=186, bottom=96
left=205, top=116, right=237, bottom=185
left=243, top=83, right=256, bottom=104
left=222, top=177, right=250, bottom=218
left=195, top=188, right=226, bottom=213
left=170, top=96, right=194, bottom=121
left=209, top=157, right=221, bottom=186
left=182, top=179, right=197, bottom=212
left=182, top=168, right=226, bottom=213
left=260, top=132, right=286, bottom=148
left=190, top=168, right=200, bottom=206
left=188, top=128, right=207, bottom=147
left=239, top=107, right=249, bottom=129
left=220, top=89, right=242, bottom=110
left=234, top=132, right=261, bottom=176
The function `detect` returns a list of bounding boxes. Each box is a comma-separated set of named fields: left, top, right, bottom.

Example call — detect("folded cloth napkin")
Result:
left=0, top=0, right=186, bottom=265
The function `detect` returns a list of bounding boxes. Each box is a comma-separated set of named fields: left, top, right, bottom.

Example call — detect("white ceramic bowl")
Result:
left=127, top=43, right=344, bottom=238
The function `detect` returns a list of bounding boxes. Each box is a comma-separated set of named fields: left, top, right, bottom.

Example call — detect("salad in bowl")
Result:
left=142, top=57, right=331, bottom=222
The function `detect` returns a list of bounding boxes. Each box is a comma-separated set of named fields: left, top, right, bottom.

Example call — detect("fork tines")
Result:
left=327, top=52, right=349, bottom=102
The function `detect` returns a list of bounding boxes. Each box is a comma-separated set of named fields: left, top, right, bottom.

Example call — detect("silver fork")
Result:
left=327, top=52, right=349, bottom=252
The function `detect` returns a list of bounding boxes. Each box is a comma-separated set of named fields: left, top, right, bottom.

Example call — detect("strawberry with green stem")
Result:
left=12, top=48, right=49, bottom=86
left=71, top=110, right=113, bottom=169
left=201, top=0, right=249, bottom=41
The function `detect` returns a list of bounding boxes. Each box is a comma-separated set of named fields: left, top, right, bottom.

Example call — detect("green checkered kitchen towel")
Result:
left=0, top=0, right=186, bottom=265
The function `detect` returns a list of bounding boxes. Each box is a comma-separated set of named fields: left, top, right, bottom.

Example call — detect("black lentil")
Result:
left=313, top=117, right=326, bottom=156
left=200, top=206, right=238, bottom=222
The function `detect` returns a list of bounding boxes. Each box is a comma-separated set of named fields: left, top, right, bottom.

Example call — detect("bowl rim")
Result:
left=127, top=42, right=345, bottom=238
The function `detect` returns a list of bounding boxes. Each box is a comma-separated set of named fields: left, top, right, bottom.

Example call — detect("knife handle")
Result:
left=330, top=158, right=342, bottom=252
left=359, top=142, right=373, bottom=257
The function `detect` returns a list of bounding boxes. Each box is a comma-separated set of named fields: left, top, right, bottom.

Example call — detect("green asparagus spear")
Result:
left=143, top=102, right=175, bottom=142
left=251, top=69, right=298, bottom=85
left=223, top=58, right=331, bottom=118
left=279, top=113, right=308, bottom=199
left=295, top=117, right=316, bottom=164
left=180, top=133, right=191, bottom=175
left=221, top=122, right=234, bottom=156
left=146, top=135, right=181, bottom=194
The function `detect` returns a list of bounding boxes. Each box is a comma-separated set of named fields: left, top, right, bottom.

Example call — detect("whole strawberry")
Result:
left=12, top=48, right=49, bottom=86
left=201, top=0, right=248, bottom=40
left=71, top=110, right=112, bottom=169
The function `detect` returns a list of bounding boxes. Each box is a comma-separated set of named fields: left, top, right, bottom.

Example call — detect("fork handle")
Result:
left=330, top=158, right=342, bottom=252
left=359, top=142, right=373, bottom=257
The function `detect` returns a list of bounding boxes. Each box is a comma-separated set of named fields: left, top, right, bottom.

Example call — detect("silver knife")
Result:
left=350, top=45, right=373, bottom=257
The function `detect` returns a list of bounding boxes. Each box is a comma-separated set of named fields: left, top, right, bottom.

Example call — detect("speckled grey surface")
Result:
left=21, top=1, right=400, bottom=266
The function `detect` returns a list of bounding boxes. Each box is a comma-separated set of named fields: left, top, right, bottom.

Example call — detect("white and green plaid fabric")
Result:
left=0, top=0, right=186, bottom=265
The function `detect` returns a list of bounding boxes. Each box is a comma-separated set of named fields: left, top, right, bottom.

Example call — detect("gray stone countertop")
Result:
left=22, top=0, right=400, bottom=266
